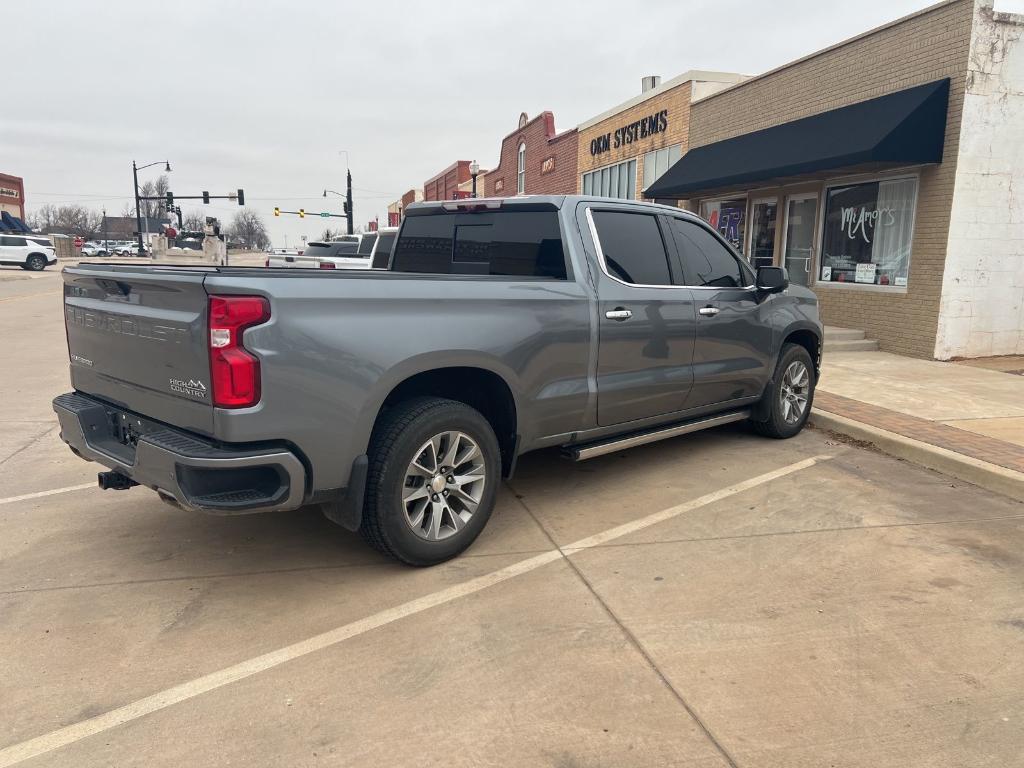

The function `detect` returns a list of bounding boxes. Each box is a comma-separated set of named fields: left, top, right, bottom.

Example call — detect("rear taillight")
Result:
left=208, top=295, right=270, bottom=408
left=318, top=261, right=336, bottom=269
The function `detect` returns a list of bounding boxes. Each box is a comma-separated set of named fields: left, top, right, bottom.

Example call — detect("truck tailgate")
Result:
left=62, top=265, right=214, bottom=435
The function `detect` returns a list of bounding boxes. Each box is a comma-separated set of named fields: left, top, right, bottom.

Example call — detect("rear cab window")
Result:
left=392, top=211, right=567, bottom=279
left=357, top=234, right=378, bottom=255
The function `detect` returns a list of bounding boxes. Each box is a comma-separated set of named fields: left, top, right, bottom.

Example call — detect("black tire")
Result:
left=25, top=254, right=47, bottom=271
left=360, top=397, right=501, bottom=566
left=751, top=343, right=816, bottom=439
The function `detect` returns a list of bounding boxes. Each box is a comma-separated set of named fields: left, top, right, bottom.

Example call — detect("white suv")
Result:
left=0, top=235, right=57, bottom=271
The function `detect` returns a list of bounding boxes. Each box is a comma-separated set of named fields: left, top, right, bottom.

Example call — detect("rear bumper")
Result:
left=53, top=392, right=306, bottom=514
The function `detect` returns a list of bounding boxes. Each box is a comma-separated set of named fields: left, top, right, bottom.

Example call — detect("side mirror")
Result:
left=757, top=265, right=789, bottom=294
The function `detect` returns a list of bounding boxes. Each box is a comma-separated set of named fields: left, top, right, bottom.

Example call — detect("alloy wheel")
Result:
left=779, top=360, right=810, bottom=424
left=402, top=431, right=486, bottom=541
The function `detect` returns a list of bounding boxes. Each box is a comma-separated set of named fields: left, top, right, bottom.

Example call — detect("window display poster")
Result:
left=820, top=266, right=832, bottom=281
left=855, top=262, right=876, bottom=284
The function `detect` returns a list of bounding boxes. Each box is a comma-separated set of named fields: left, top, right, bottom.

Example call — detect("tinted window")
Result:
left=31, top=238, right=52, bottom=247
left=1, top=236, right=25, bottom=247
left=357, top=233, right=378, bottom=255
left=391, top=212, right=566, bottom=278
left=592, top=211, right=671, bottom=285
left=671, top=219, right=746, bottom=287
left=370, top=232, right=397, bottom=269
left=303, top=242, right=360, bottom=258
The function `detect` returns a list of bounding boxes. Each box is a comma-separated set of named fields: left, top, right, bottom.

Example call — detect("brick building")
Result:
left=575, top=72, right=746, bottom=202
left=423, top=161, right=472, bottom=201
left=387, top=189, right=423, bottom=225
left=646, top=0, right=1024, bottom=360
left=0, top=172, right=25, bottom=219
left=482, top=111, right=578, bottom=197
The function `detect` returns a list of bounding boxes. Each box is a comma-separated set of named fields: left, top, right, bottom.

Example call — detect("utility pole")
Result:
left=102, top=208, right=108, bottom=252
left=346, top=168, right=354, bottom=235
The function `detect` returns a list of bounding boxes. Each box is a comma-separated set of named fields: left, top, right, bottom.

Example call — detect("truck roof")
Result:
left=405, top=195, right=702, bottom=219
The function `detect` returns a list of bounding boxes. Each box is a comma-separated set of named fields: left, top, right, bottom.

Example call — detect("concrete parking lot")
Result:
left=2, top=269, right=1022, bottom=767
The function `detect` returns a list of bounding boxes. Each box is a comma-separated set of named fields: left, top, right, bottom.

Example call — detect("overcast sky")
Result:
left=4, top=0, right=1019, bottom=247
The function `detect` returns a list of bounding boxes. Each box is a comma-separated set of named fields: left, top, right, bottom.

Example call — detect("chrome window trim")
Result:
left=585, top=206, right=683, bottom=290
left=585, top=206, right=757, bottom=291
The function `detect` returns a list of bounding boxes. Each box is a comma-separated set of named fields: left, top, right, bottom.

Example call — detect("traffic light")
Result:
left=237, top=189, right=245, bottom=206
left=343, top=201, right=350, bottom=215
left=299, top=209, right=305, bottom=218
left=166, top=191, right=174, bottom=208
left=274, top=207, right=280, bottom=217
left=202, top=191, right=210, bottom=205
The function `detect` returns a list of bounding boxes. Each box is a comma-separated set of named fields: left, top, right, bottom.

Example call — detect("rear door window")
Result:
left=591, top=210, right=672, bottom=286
left=1, top=236, right=26, bottom=247
left=670, top=218, right=751, bottom=288
left=391, top=212, right=566, bottom=278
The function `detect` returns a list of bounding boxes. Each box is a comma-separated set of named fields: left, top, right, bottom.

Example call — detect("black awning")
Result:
left=644, top=78, right=950, bottom=198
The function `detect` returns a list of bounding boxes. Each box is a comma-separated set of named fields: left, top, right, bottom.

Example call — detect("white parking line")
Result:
left=0, top=483, right=95, bottom=506
left=0, top=454, right=829, bottom=767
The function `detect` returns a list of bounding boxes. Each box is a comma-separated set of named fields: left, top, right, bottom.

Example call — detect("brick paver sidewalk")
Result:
left=814, top=391, right=1024, bottom=474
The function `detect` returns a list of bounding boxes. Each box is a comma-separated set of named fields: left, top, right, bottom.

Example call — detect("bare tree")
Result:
left=182, top=211, right=207, bottom=232
left=28, top=204, right=103, bottom=238
left=228, top=210, right=270, bottom=250
left=138, top=174, right=170, bottom=219
left=321, top=228, right=338, bottom=241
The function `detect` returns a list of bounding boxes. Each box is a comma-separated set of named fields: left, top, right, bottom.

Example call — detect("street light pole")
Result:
left=346, top=168, right=354, bottom=235
left=470, top=159, right=479, bottom=198
left=132, top=160, right=171, bottom=254
left=132, top=161, right=143, bottom=255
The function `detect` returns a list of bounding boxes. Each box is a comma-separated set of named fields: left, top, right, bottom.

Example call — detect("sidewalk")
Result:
left=812, top=351, right=1024, bottom=502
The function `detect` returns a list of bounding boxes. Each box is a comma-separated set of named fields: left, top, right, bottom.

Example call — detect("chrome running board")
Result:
left=564, top=410, right=751, bottom=461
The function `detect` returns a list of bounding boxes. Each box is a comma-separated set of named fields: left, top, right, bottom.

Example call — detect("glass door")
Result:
left=781, top=194, right=817, bottom=287
left=747, top=198, right=778, bottom=270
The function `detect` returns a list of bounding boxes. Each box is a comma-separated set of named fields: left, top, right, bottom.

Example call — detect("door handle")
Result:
left=698, top=306, right=720, bottom=317
left=605, top=308, right=632, bottom=321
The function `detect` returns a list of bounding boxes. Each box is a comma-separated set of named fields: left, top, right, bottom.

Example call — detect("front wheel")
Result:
left=751, top=343, right=815, bottom=439
left=360, top=397, right=500, bottom=566
left=25, top=254, right=47, bottom=271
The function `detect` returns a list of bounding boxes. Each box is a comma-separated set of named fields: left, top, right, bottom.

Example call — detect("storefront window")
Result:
left=748, top=199, right=777, bottom=269
left=820, top=177, right=917, bottom=287
left=700, top=199, right=746, bottom=251
left=582, top=159, right=636, bottom=200
left=642, top=145, right=682, bottom=192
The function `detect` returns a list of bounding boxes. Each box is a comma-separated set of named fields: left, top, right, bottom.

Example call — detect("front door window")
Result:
left=782, top=195, right=817, bottom=287
left=747, top=199, right=778, bottom=270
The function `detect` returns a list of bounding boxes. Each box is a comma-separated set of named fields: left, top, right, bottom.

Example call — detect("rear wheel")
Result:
left=25, top=254, right=47, bottom=271
left=360, top=397, right=500, bottom=566
left=751, top=343, right=815, bottom=439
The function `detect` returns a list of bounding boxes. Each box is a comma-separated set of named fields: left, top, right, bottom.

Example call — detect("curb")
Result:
left=810, top=409, right=1024, bottom=503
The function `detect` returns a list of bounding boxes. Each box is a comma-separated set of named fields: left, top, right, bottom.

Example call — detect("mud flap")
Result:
left=321, top=454, right=368, bottom=531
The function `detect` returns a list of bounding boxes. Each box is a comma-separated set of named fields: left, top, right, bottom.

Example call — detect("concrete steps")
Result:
left=824, top=326, right=880, bottom=353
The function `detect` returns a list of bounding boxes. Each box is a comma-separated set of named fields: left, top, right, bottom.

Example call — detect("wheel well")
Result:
left=783, top=329, right=821, bottom=376
left=380, top=367, right=518, bottom=476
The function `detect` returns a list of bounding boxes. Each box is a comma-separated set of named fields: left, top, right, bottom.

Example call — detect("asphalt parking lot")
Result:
left=2, top=269, right=1022, bottom=767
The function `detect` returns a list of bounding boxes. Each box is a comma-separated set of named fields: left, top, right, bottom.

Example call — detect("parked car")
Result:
left=265, top=248, right=303, bottom=267
left=80, top=242, right=109, bottom=257
left=0, top=234, right=57, bottom=271
left=53, top=195, right=822, bottom=565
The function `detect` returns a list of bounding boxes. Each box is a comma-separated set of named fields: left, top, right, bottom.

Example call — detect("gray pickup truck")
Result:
left=54, top=195, right=821, bottom=565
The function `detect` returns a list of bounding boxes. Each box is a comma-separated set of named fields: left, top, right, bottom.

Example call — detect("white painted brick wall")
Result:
left=936, top=0, right=1024, bottom=358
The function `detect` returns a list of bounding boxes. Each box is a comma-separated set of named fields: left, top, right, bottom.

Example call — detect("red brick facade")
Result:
left=0, top=172, right=25, bottom=219
left=483, top=112, right=578, bottom=198
left=423, top=161, right=472, bottom=201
